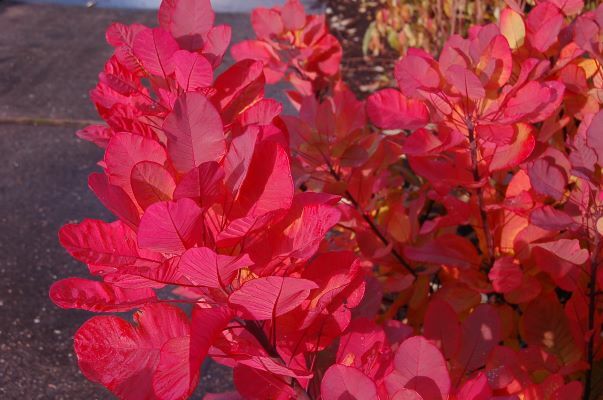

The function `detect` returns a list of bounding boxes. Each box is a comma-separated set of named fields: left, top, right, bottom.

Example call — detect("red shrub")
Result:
left=51, top=0, right=603, bottom=399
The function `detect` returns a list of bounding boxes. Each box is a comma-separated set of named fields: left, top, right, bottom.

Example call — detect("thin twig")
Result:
left=585, top=233, right=601, bottom=400
left=243, top=320, right=311, bottom=399
left=325, top=163, right=417, bottom=277
left=467, top=122, right=495, bottom=268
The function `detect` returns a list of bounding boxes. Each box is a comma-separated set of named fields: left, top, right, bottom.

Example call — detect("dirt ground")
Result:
left=0, top=2, right=289, bottom=398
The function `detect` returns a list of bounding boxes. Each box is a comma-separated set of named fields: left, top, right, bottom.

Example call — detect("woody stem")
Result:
left=467, top=124, right=495, bottom=268
left=585, top=234, right=601, bottom=400
left=243, top=320, right=312, bottom=399
left=325, top=164, right=417, bottom=277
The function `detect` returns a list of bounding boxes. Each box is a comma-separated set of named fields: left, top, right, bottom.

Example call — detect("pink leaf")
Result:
left=158, top=0, right=215, bottom=51
left=392, top=389, right=424, bottom=400
left=74, top=304, right=191, bottom=400
left=423, top=299, right=461, bottom=359
left=173, top=161, right=224, bottom=207
left=88, top=173, right=141, bottom=229
left=530, top=206, right=577, bottom=231
left=533, top=238, right=589, bottom=265
left=251, top=7, right=284, bottom=39
left=281, top=0, right=306, bottom=31
left=586, top=110, right=603, bottom=163
left=239, top=99, right=283, bottom=126
left=203, top=25, right=232, bottom=68
left=386, top=336, right=451, bottom=400
left=395, top=52, right=441, bottom=98
left=131, top=161, right=176, bottom=210
left=456, top=372, right=493, bottom=400
left=59, top=219, right=159, bottom=267
left=153, top=336, right=195, bottom=400
left=234, top=141, right=293, bottom=218
left=487, top=123, right=535, bottom=172
left=526, top=2, right=564, bottom=52
left=321, top=364, right=379, bottom=400
left=457, top=305, right=502, bottom=374
left=527, top=158, right=567, bottom=200
left=366, top=88, right=429, bottom=130
left=50, top=278, right=156, bottom=312
left=171, top=50, right=213, bottom=91
left=163, top=92, right=226, bottom=173
left=403, top=235, right=481, bottom=269
left=133, top=27, right=179, bottom=77
left=178, top=247, right=252, bottom=288
left=224, top=127, right=258, bottom=196
left=488, top=257, right=523, bottom=294
left=233, top=365, right=296, bottom=399
left=189, top=306, right=233, bottom=387
left=105, top=132, right=168, bottom=200
left=137, top=198, right=204, bottom=254
left=229, top=276, right=318, bottom=320
left=445, top=65, right=485, bottom=100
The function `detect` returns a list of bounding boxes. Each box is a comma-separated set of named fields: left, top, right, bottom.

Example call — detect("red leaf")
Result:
left=158, top=0, right=215, bottom=51
left=76, top=124, right=113, bottom=148
left=251, top=7, right=284, bottom=39
left=423, top=299, right=461, bottom=359
left=178, top=247, right=252, bottom=288
left=88, top=173, right=141, bottom=229
left=105, top=132, right=168, bottom=200
left=271, top=201, right=341, bottom=261
left=239, top=99, right=283, bottom=126
left=163, top=92, right=226, bottom=173
left=203, top=25, right=232, bottom=68
left=233, top=365, right=296, bottom=400
left=456, top=372, right=492, bottom=400
left=59, top=219, right=160, bottom=267
left=487, top=123, right=535, bottom=172
left=528, top=158, right=567, bottom=200
left=74, top=304, right=192, bottom=400
left=395, top=52, right=441, bottom=98
left=224, top=127, right=259, bottom=196
left=488, top=257, right=523, bottom=294
left=552, top=381, right=583, bottom=399
left=131, top=161, right=176, bottom=210
left=50, top=278, right=156, bottom=312
left=366, top=88, right=429, bottom=130
left=133, top=27, right=179, bottom=78
left=153, top=336, right=195, bottom=400
left=281, top=0, right=306, bottom=31
left=526, top=2, right=564, bottom=52
left=385, top=336, right=451, bottom=400
left=106, top=22, right=145, bottom=48
left=321, top=364, right=379, bottom=400
left=234, top=141, right=293, bottom=218
left=520, top=295, right=582, bottom=365
left=445, top=65, right=485, bottom=100
left=212, top=60, right=265, bottom=122
left=586, top=110, right=603, bottom=163
left=137, top=198, right=204, bottom=254
left=229, top=276, right=318, bottom=320
left=171, top=50, right=213, bottom=91
left=173, top=161, right=224, bottom=207
left=499, top=8, right=525, bottom=50
left=403, top=234, right=481, bottom=269
left=392, top=389, right=424, bottom=400
left=533, top=238, right=589, bottom=265
left=189, top=306, right=233, bottom=388
left=457, top=305, right=502, bottom=374
left=529, top=206, right=578, bottom=231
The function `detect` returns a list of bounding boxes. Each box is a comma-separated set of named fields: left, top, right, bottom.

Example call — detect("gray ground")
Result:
left=0, top=1, right=288, bottom=398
